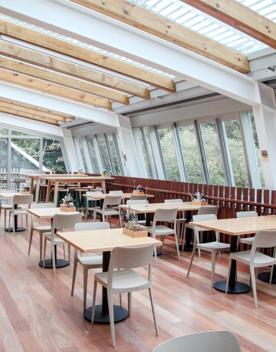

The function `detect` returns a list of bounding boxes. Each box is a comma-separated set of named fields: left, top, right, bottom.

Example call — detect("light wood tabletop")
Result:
left=120, top=202, right=215, bottom=214
left=27, top=207, right=80, bottom=219
left=0, top=191, right=19, bottom=198
left=191, top=215, right=276, bottom=236
left=57, top=227, right=161, bottom=253
left=85, top=192, right=154, bottom=200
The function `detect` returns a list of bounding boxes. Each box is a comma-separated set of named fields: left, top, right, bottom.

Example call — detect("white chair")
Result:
left=236, top=211, right=258, bottom=246
left=183, top=206, right=218, bottom=252
left=0, top=197, right=12, bottom=230
left=28, top=202, right=55, bottom=260
left=109, top=190, right=123, bottom=196
left=8, top=194, right=33, bottom=234
left=164, top=199, right=186, bottom=245
left=187, top=214, right=230, bottom=285
left=226, top=230, right=276, bottom=307
left=85, top=191, right=103, bottom=220
left=94, top=195, right=122, bottom=227
left=43, top=213, right=82, bottom=274
left=91, top=244, right=158, bottom=347
left=148, top=208, right=179, bottom=259
left=124, top=198, right=149, bottom=225
left=153, top=331, right=241, bottom=352
left=71, top=221, right=110, bottom=310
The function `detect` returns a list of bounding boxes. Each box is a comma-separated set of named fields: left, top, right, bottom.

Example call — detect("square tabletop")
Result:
left=120, top=202, right=216, bottom=214
left=191, top=215, right=276, bottom=236
left=27, top=207, right=80, bottom=219
left=57, top=228, right=161, bottom=253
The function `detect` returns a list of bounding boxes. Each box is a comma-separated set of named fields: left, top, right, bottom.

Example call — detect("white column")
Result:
left=62, top=129, right=79, bottom=172
left=253, top=84, right=276, bottom=189
left=116, top=114, right=140, bottom=177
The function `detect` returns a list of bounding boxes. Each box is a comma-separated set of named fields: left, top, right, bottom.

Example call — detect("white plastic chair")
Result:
left=43, top=212, right=82, bottom=274
left=95, top=195, right=122, bottom=226
left=8, top=194, right=33, bottom=234
left=236, top=211, right=258, bottom=246
left=0, top=196, right=12, bottom=230
left=187, top=214, right=230, bottom=285
left=91, top=244, right=158, bottom=347
left=153, top=331, right=241, bottom=352
left=109, top=190, right=124, bottom=196
left=71, top=221, right=110, bottom=310
left=164, top=199, right=186, bottom=245
left=182, top=206, right=218, bottom=251
left=124, top=198, right=149, bottom=225
left=85, top=191, right=103, bottom=220
left=28, top=202, right=55, bottom=259
left=148, top=208, right=179, bottom=259
left=226, top=230, right=276, bottom=307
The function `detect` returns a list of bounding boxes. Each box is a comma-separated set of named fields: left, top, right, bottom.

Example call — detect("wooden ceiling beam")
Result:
left=70, top=0, right=250, bottom=73
left=0, top=40, right=149, bottom=100
left=0, top=67, right=112, bottom=109
left=181, top=0, right=276, bottom=49
left=0, top=54, right=129, bottom=104
left=0, top=19, right=175, bottom=91
left=0, top=105, right=60, bottom=125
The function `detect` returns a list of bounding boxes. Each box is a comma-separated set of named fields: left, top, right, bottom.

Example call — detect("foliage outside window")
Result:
left=200, top=122, right=226, bottom=185
left=11, top=138, right=40, bottom=171
left=177, top=124, right=204, bottom=183
left=42, top=139, right=66, bottom=173
left=87, top=137, right=100, bottom=173
left=97, top=135, right=112, bottom=173
left=157, top=127, right=180, bottom=181
left=223, top=119, right=249, bottom=187
left=106, top=134, right=123, bottom=175
left=0, top=138, right=8, bottom=171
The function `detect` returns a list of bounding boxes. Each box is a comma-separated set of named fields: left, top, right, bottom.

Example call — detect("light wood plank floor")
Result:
left=0, top=222, right=276, bottom=352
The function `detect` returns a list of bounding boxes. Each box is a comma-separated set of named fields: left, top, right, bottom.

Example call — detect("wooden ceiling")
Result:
left=0, top=0, right=275, bottom=125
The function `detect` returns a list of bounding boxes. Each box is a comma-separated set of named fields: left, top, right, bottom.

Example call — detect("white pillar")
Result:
left=116, top=114, right=140, bottom=177
left=253, top=84, right=276, bottom=189
left=62, top=129, right=79, bottom=172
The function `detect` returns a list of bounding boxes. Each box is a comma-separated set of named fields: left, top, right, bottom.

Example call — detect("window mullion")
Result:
left=194, top=120, right=209, bottom=184
left=172, top=123, right=187, bottom=182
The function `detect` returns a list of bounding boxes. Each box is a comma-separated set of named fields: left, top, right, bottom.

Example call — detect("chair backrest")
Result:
left=153, top=208, right=178, bottom=223
left=103, top=195, right=122, bottom=207
left=13, top=194, right=33, bottom=206
left=193, top=213, right=218, bottom=241
left=126, top=199, right=149, bottom=206
left=130, top=195, right=148, bottom=201
left=251, top=230, right=276, bottom=253
left=31, top=202, right=55, bottom=209
left=198, top=206, right=218, bottom=215
left=164, top=199, right=183, bottom=203
left=236, top=211, right=258, bottom=218
left=75, top=221, right=110, bottom=231
left=152, top=331, right=241, bottom=352
left=51, top=213, right=82, bottom=234
left=109, top=190, right=123, bottom=196
left=108, top=244, right=154, bottom=284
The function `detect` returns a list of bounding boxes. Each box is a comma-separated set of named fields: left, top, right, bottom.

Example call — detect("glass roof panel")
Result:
left=130, top=0, right=276, bottom=55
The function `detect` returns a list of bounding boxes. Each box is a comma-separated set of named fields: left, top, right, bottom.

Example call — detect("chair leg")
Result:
left=119, top=213, right=122, bottom=228
left=182, top=226, right=187, bottom=251
left=51, top=243, right=56, bottom=275
left=269, top=265, right=274, bottom=285
left=119, top=293, right=122, bottom=307
left=28, top=228, right=34, bottom=256
left=107, top=290, right=116, bottom=347
left=211, top=250, right=217, bottom=286
left=39, top=233, right=43, bottom=261
left=148, top=288, right=159, bottom=336
left=83, top=267, right=88, bottom=311
left=71, top=251, right=78, bottom=297
left=12, top=213, right=15, bottom=235
left=91, top=280, right=98, bottom=324
left=187, top=244, right=196, bottom=278
left=68, top=244, right=71, bottom=263
left=174, top=232, right=180, bottom=260
left=128, top=292, right=132, bottom=317
left=250, top=265, right=258, bottom=308
left=195, top=231, right=201, bottom=258
left=4, top=209, right=7, bottom=230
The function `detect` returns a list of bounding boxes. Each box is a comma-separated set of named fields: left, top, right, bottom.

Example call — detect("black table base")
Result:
left=5, top=226, right=25, bottom=233
left=214, top=280, right=250, bottom=294
left=39, top=258, right=69, bottom=269
left=84, top=305, right=128, bottom=324
left=258, top=271, right=276, bottom=284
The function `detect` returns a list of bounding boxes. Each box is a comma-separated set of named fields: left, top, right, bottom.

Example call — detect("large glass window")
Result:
left=0, top=138, right=8, bottom=185
left=200, top=122, right=226, bottom=185
left=157, top=127, right=180, bottom=181
left=177, top=124, right=204, bottom=183
left=106, top=134, right=123, bottom=175
left=42, top=138, right=66, bottom=173
left=223, top=119, right=249, bottom=187
left=87, top=137, right=100, bottom=173
left=96, top=135, right=112, bottom=173
left=11, top=137, right=40, bottom=172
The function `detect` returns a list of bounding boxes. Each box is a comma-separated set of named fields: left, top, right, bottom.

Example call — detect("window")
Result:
left=87, top=137, right=100, bottom=173
left=223, top=119, right=249, bottom=187
left=177, top=124, right=204, bottom=183
left=106, top=134, right=123, bottom=175
left=200, top=122, right=226, bottom=185
left=0, top=138, right=8, bottom=177
left=42, top=138, right=66, bottom=173
left=77, top=139, right=88, bottom=172
left=157, top=127, right=180, bottom=181
left=11, top=137, right=40, bottom=172
left=96, top=135, right=112, bottom=173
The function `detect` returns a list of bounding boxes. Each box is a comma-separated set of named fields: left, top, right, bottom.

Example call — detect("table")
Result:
left=0, top=191, right=26, bottom=232
left=191, top=215, right=276, bottom=293
left=85, top=192, right=154, bottom=201
left=57, top=228, right=161, bottom=324
left=27, top=207, right=80, bottom=268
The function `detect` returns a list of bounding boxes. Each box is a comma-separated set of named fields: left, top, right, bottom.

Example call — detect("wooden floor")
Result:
left=0, top=221, right=276, bottom=352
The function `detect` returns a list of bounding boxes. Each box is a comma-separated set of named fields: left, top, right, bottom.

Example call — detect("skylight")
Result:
left=129, top=0, right=276, bottom=54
